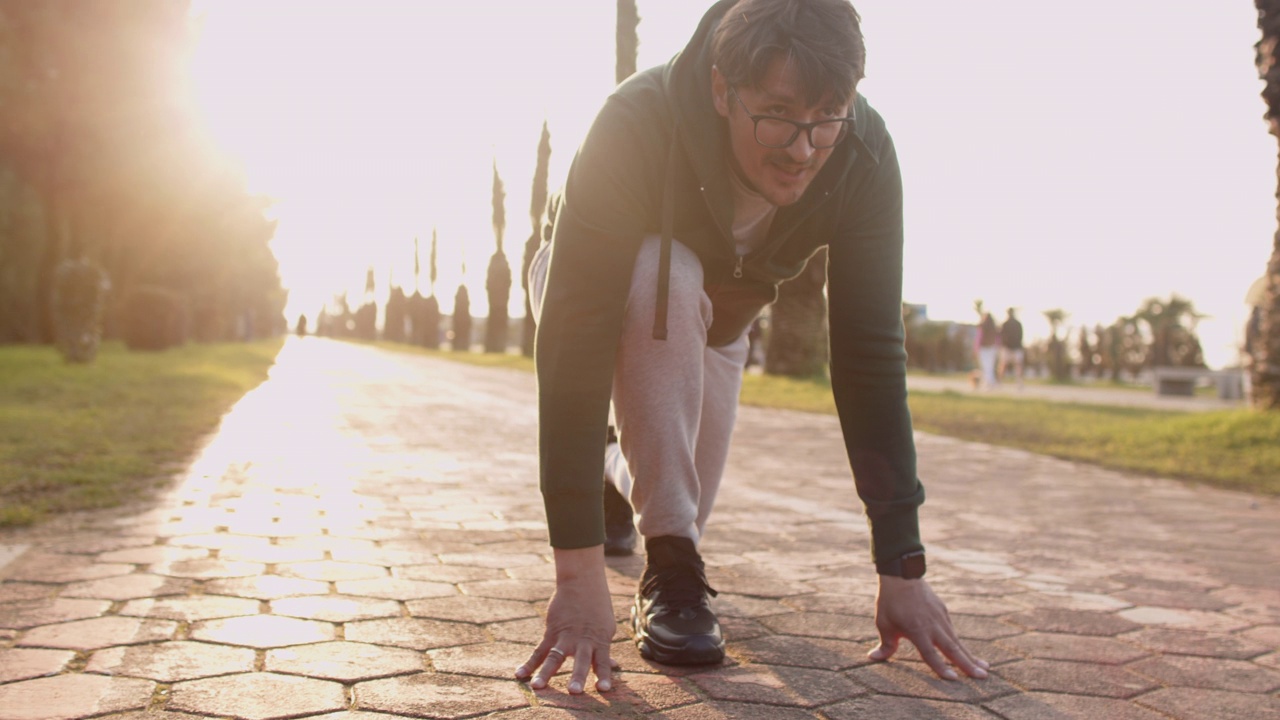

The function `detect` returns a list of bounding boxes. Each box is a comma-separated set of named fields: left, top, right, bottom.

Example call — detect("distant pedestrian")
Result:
left=976, top=312, right=999, bottom=389
left=998, top=308, right=1024, bottom=387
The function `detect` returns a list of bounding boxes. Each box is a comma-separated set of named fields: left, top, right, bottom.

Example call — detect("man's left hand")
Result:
left=869, top=575, right=990, bottom=680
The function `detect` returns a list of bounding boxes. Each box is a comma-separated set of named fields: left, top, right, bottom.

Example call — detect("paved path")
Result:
left=1, top=337, right=1277, bottom=720
left=902, top=375, right=1247, bottom=413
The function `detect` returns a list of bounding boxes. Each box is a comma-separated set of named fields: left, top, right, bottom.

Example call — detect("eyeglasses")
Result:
left=729, top=86, right=852, bottom=149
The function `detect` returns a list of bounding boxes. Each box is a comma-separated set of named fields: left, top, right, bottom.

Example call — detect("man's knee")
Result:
left=627, top=236, right=710, bottom=327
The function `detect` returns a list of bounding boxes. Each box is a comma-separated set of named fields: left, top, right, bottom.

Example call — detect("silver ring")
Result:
left=547, top=648, right=566, bottom=659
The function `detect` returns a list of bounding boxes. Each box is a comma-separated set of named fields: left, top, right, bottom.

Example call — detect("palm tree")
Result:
left=484, top=161, right=511, bottom=353
left=1253, top=1, right=1280, bottom=409
left=521, top=122, right=552, bottom=357
left=1134, top=295, right=1204, bottom=368
left=1043, top=308, right=1070, bottom=381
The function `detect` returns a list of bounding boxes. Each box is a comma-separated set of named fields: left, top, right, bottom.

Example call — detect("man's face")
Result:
left=712, top=57, right=851, bottom=207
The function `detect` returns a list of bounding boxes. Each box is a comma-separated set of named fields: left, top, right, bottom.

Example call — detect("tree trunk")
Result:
left=765, top=248, right=828, bottom=378
left=1254, top=0, right=1280, bottom=409
left=616, top=0, right=639, bottom=85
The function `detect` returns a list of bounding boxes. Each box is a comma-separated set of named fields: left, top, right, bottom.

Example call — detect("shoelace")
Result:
left=640, top=561, right=719, bottom=610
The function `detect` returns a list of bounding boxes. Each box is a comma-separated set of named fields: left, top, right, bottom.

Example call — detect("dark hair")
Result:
left=711, top=0, right=865, bottom=107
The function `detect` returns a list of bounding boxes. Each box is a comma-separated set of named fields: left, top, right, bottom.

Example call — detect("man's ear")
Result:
left=711, top=65, right=730, bottom=118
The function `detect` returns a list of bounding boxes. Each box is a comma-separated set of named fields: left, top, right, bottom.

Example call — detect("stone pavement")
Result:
left=1, top=336, right=1277, bottom=720
left=901, top=375, right=1247, bottom=413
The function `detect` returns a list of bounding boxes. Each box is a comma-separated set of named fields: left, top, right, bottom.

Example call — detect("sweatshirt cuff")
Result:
left=543, top=493, right=605, bottom=549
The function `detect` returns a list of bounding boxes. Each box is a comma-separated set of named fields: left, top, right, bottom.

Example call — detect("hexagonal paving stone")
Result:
left=404, top=596, right=536, bottom=624
left=344, top=617, right=487, bottom=651
left=993, top=659, right=1158, bottom=698
left=395, top=563, right=504, bottom=584
left=656, top=700, right=832, bottom=719
left=0, top=598, right=111, bottom=629
left=437, top=552, right=546, bottom=569
left=846, top=661, right=1018, bottom=703
left=687, top=665, right=866, bottom=708
left=0, top=648, right=75, bottom=683
left=168, top=533, right=274, bottom=551
left=730, top=635, right=871, bottom=672
left=278, top=560, right=387, bottom=582
left=535, top=672, right=701, bottom=713
left=0, top=673, right=155, bottom=720
left=219, top=544, right=328, bottom=564
left=714, top=594, right=792, bottom=619
left=995, top=632, right=1150, bottom=664
left=189, top=614, right=334, bottom=648
left=1115, top=586, right=1234, bottom=612
left=97, top=545, right=209, bottom=565
left=0, top=583, right=57, bottom=604
left=428, top=641, right=533, bottom=679
left=1136, top=687, right=1280, bottom=720
left=118, top=594, right=262, bottom=622
left=1123, top=627, right=1272, bottom=660
left=758, top=612, right=878, bottom=643
left=356, top=673, right=529, bottom=717
left=778, top=593, right=875, bottom=615
left=825, top=695, right=1002, bottom=719
left=328, top=547, right=432, bottom=567
left=270, top=594, right=402, bottom=622
left=86, top=640, right=255, bottom=682
left=458, top=579, right=555, bottom=602
left=61, top=573, right=193, bottom=601
left=986, top=691, right=1170, bottom=720
left=266, top=641, right=423, bottom=681
left=335, top=577, right=457, bottom=601
left=1004, top=608, right=1140, bottom=636
left=18, top=616, right=177, bottom=651
left=1127, top=654, right=1280, bottom=693
left=169, top=672, right=346, bottom=719
left=204, top=574, right=329, bottom=600
left=1118, top=606, right=1252, bottom=633
left=151, top=558, right=266, bottom=579
left=708, top=573, right=814, bottom=599
left=4, top=554, right=134, bottom=583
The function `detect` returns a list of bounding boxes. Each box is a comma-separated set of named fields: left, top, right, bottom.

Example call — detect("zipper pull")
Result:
left=733, top=256, right=744, bottom=279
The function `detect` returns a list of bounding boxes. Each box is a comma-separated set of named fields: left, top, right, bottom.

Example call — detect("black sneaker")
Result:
left=603, top=426, right=636, bottom=557
left=631, top=535, right=724, bottom=665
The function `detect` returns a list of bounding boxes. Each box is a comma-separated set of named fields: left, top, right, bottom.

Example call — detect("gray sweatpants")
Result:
left=530, top=235, right=751, bottom=545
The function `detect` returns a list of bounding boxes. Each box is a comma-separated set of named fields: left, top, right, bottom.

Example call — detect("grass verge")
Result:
left=740, top=373, right=1279, bottom=496
left=0, top=339, right=282, bottom=528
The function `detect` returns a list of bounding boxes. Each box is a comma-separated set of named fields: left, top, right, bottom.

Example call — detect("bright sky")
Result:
left=189, top=0, right=1272, bottom=368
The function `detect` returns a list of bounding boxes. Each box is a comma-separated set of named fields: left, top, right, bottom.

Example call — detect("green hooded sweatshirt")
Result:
left=535, top=0, right=924, bottom=565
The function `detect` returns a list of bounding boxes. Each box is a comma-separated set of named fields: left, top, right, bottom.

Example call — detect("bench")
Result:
left=1152, top=367, right=1245, bottom=400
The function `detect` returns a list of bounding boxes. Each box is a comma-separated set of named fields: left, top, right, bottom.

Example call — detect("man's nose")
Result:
left=786, top=130, right=816, bottom=161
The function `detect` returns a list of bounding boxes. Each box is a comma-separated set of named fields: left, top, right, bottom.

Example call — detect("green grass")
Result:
left=0, top=339, right=282, bottom=528
left=740, top=374, right=1279, bottom=496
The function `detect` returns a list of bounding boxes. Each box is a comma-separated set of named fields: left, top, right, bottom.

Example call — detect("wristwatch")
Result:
left=876, top=550, right=926, bottom=579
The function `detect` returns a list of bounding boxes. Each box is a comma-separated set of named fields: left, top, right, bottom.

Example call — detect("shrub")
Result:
left=52, top=259, right=110, bottom=363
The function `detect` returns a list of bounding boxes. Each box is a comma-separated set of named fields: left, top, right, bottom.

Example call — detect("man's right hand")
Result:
left=515, top=545, right=618, bottom=694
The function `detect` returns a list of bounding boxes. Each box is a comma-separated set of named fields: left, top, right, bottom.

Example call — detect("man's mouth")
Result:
left=771, top=163, right=809, bottom=181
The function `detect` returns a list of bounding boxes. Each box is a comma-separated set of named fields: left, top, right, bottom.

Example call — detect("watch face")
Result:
left=902, top=554, right=926, bottom=579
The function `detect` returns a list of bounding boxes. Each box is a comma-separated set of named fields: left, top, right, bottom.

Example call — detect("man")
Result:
left=999, top=307, right=1025, bottom=387
left=516, top=0, right=989, bottom=694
